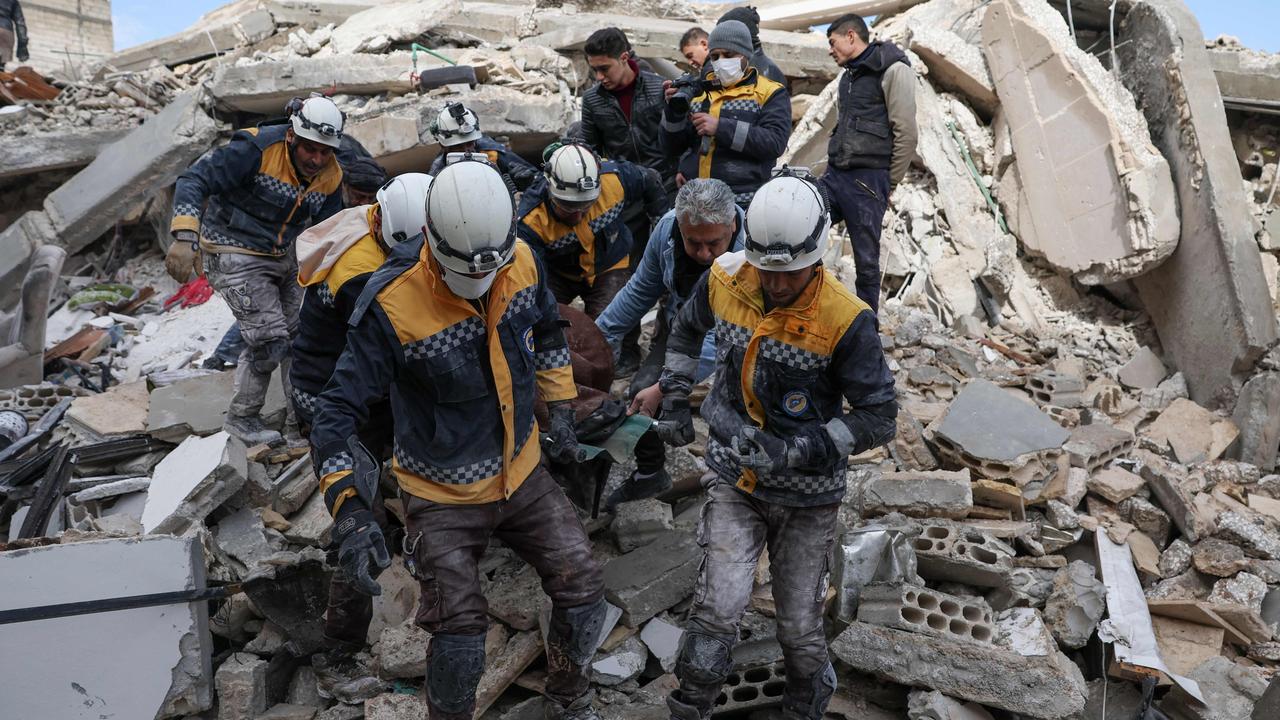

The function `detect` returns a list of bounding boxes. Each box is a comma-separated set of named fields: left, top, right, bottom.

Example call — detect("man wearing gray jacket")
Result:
left=820, top=13, right=917, bottom=313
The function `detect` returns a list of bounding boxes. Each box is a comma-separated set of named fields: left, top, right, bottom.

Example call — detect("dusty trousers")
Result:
left=818, top=166, right=890, bottom=313
left=203, top=251, right=303, bottom=418
left=403, top=466, right=605, bottom=719
left=669, top=481, right=839, bottom=720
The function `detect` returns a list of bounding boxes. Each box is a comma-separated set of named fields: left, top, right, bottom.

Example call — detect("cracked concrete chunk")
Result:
left=639, top=616, right=683, bottom=673
left=931, top=379, right=1070, bottom=474
left=982, top=0, right=1179, bottom=284
left=1160, top=656, right=1268, bottom=720
left=329, top=0, right=461, bottom=54
left=147, top=370, right=287, bottom=442
left=209, top=52, right=432, bottom=114
left=1088, top=467, right=1145, bottom=504
left=1160, top=538, right=1195, bottom=578
left=907, top=690, right=996, bottom=720
left=1192, top=538, right=1251, bottom=577
left=216, top=653, right=269, bottom=720
left=1043, top=561, right=1107, bottom=649
left=1119, top=346, right=1168, bottom=389
left=0, top=535, right=212, bottom=718
left=908, top=24, right=998, bottom=119
left=376, top=620, right=430, bottom=679
left=612, top=498, right=674, bottom=553
left=1207, top=572, right=1268, bottom=612
left=591, top=635, right=647, bottom=686
left=864, top=469, right=974, bottom=519
left=603, top=531, right=700, bottom=627
left=142, top=431, right=248, bottom=535
left=1146, top=398, right=1239, bottom=465
left=364, top=692, right=428, bottom=720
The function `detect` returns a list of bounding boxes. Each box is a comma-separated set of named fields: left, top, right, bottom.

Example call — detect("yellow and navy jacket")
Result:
left=170, top=124, right=344, bottom=257
left=309, top=238, right=577, bottom=508
left=660, top=68, right=792, bottom=205
left=428, top=135, right=539, bottom=195
left=661, top=252, right=896, bottom=506
left=515, top=159, right=666, bottom=286
left=290, top=205, right=387, bottom=423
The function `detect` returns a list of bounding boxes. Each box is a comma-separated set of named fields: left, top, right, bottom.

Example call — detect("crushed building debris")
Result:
left=2, top=0, right=1280, bottom=718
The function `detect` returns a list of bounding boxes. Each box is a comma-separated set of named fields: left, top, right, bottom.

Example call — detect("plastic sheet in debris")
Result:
left=833, top=524, right=918, bottom=624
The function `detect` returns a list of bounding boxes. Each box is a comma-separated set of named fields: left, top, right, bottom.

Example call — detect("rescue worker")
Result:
left=168, top=96, right=345, bottom=446
left=820, top=13, right=917, bottom=312
left=309, top=160, right=607, bottom=720
left=660, top=20, right=791, bottom=206
left=715, top=7, right=786, bottom=84
left=0, top=0, right=27, bottom=70
left=594, top=178, right=744, bottom=506
left=654, top=172, right=897, bottom=720
left=516, top=141, right=666, bottom=374
left=428, top=101, right=539, bottom=194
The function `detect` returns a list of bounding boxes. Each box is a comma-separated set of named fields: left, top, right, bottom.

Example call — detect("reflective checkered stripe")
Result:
left=720, top=98, right=761, bottom=114
left=715, top=320, right=753, bottom=350
left=254, top=173, right=301, bottom=203
left=588, top=203, right=623, bottom=235
left=201, top=223, right=285, bottom=256
left=758, top=337, right=829, bottom=372
left=546, top=229, right=581, bottom=252
left=403, top=316, right=486, bottom=362
left=733, top=191, right=755, bottom=206
left=315, top=282, right=335, bottom=308
left=320, top=451, right=353, bottom=478
left=500, top=286, right=538, bottom=323
left=292, top=388, right=319, bottom=414
left=534, top=346, right=570, bottom=371
left=304, top=191, right=327, bottom=215
left=394, top=424, right=533, bottom=486
left=705, top=436, right=844, bottom=496
left=173, top=203, right=201, bottom=219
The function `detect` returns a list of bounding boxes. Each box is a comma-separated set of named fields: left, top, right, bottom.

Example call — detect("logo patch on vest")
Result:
left=782, top=390, right=810, bottom=417
left=523, top=327, right=536, bottom=355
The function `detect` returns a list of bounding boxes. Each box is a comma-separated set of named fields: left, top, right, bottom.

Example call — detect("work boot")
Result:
left=781, top=662, right=836, bottom=720
left=544, top=692, right=601, bottom=720
left=223, top=413, right=284, bottom=447
left=604, top=468, right=672, bottom=510
left=312, top=648, right=386, bottom=703
left=282, top=418, right=309, bottom=451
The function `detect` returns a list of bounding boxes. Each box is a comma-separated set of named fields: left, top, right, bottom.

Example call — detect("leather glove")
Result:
left=332, top=501, right=390, bottom=596
left=165, top=231, right=201, bottom=283
left=730, top=426, right=828, bottom=474
left=543, top=402, right=584, bottom=463
left=654, top=395, right=694, bottom=447
left=17, top=46, right=29, bottom=63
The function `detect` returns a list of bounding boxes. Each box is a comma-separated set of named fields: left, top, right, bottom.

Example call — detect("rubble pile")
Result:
left=1, top=0, right=1279, bottom=718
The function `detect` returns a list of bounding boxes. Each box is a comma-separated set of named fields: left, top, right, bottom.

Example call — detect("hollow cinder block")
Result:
left=858, top=581, right=995, bottom=645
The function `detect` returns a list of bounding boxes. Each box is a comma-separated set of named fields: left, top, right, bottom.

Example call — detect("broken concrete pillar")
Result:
left=208, top=52, right=448, bottom=114
left=0, top=128, right=130, bottom=182
left=862, top=469, right=974, bottom=519
left=1114, top=1, right=1279, bottom=408
left=857, top=581, right=995, bottom=644
left=603, top=531, right=700, bottom=627
left=908, top=23, right=998, bottom=120
left=982, top=0, right=1180, bottom=284
left=0, top=535, right=212, bottom=718
left=142, top=431, right=249, bottom=535
left=1042, top=561, right=1107, bottom=649
left=830, top=620, right=1087, bottom=718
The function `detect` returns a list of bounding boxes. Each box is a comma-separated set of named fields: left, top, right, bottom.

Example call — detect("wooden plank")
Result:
left=474, top=630, right=543, bottom=717
left=1146, top=600, right=1253, bottom=647
left=1151, top=615, right=1225, bottom=677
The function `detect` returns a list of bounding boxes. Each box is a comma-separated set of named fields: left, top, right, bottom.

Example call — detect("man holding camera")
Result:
left=660, top=20, right=792, bottom=207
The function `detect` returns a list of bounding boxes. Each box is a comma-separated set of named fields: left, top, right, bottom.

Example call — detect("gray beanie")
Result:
left=707, top=20, right=754, bottom=58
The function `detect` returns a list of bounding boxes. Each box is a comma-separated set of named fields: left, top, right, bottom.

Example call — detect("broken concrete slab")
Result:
left=982, top=0, right=1179, bottom=284
left=612, top=497, right=673, bottom=553
left=1118, top=346, right=1168, bottom=389
left=1151, top=614, right=1227, bottom=678
left=344, top=114, right=426, bottom=175
left=215, top=506, right=285, bottom=575
left=639, top=616, right=682, bottom=673
left=142, top=431, right=248, bottom=535
left=328, top=0, right=461, bottom=54
left=863, top=469, right=973, bottom=519
left=591, top=635, right=647, bottom=686
left=908, top=23, right=998, bottom=120
left=830, top=620, right=1086, bottom=718
left=0, top=128, right=131, bottom=181
left=376, top=620, right=429, bottom=679
left=107, top=8, right=276, bottom=71
left=603, top=531, right=700, bottom=627
left=148, top=370, right=287, bottom=442
left=0, top=535, right=212, bottom=718
left=1137, top=449, right=1214, bottom=543
left=1146, top=398, right=1239, bottom=465
left=930, top=379, right=1070, bottom=483
left=65, top=380, right=150, bottom=439
left=1088, top=466, right=1145, bottom=504
left=1159, top=655, right=1268, bottom=720
left=1208, top=46, right=1280, bottom=111
left=1116, top=1, right=1279, bottom=408
left=1043, top=560, right=1107, bottom=649
left=907, top=690, right=995, bottom=720
left=1232, top=372, right=1280, bottom=471
left=858, top=581, right=995, bottom=644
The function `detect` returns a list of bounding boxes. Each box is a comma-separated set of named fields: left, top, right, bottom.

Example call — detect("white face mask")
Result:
left=442, top=268, right=497, bottom=299
left=712, top=57, right=744, bottom=86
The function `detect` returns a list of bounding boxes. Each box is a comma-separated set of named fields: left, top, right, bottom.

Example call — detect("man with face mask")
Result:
left=168, top=95, right=346, bottom=446
left=660, top=20, right=792, bottom=208
left=309, top=159, right=607, bottom=720
left=715, top=6, right=785, bottom=84
left=653, top=172, right=897, bottom=720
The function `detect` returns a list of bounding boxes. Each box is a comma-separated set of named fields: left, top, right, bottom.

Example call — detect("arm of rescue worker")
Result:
left=882, top=62, right=918, bottom=191
left=310, top=303, right=401, bottom=516
left=13, top=1, right=28, bottom=60
left=660, top=103, right=698, bottom=163
left=618, top=161, right=668, bottom=225
left=531, top=255, right=578, bottom=404
left=595, top=218, right=669, bottom=347
left=824, top=310, right=898, bottom=458
left=659, top=271, right=716, bottom=397
left=170, top=134, right=262, bottom=237
left=500, top=150, right=540, bottom=193
left=713, top=85, right=793, bottom=162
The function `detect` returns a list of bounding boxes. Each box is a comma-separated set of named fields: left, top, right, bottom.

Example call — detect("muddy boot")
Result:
left=224, top=413, right=284, bottom=447
left=312, top=647, right=386, bottom=703
left=426, top=633, right=486, bottom=720
left=544, top=597, right=607, bottom=719
left=781, top=662, right=836, bottom=720
left=282, top=418, right=309, bottom=450
left=605, top=468, right=671, bottom=510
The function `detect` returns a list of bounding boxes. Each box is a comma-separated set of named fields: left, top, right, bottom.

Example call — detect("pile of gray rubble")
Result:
left=1, top=0, right=1279, bottom=718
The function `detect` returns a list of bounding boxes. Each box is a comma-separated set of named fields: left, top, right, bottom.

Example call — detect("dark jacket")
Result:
left=171, top=124, right=344, bottom=257
left=660, top=68, right=792, bottom=204
left=311, top=239, right=577, bottom=508
left=0, top=0, right=27, bottom=58
left=429, top=135, right=539, bottom=194
left=829, top=41, right=917, bottom=187
left=752, top=51, right=786, bottom=85
left=661, top=251, right=897, bottom=507
left=577, top=69, right=673, bottom=192
left=516, top=159, right=666, bottom=286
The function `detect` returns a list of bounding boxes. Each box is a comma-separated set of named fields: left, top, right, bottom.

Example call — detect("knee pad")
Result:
left=549, top=596, right=607, bottom=667
left=426, top=633, right=485, bottom=714
left=675, top=629, right=734, bottom=686
left=783, top=661, right=836, bottom=720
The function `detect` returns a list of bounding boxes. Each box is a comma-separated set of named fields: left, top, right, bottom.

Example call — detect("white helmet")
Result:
left=544, top=142, right=602, bottom=207
left=431, top=102, right=482, bottom=147
left=425, top=160, right=517, bottom=298
left=376, top=173, right=433, bottom=248
left=744, top=173, right=831, bottom=272
left=290, top=96, right=344, bottom=149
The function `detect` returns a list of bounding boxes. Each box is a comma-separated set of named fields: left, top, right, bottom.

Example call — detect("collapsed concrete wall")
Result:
left=982, top=0, right=1180, bottom=285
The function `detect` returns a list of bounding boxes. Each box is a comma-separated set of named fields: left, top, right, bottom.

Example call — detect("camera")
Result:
left=668, top=72, right=712, bottom=116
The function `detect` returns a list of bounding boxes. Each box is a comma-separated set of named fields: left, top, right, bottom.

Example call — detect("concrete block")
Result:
left=908, top=23, right=998, bottom=119
left=148, top=370, right=287, bottom=442
left=1118, top=346, right=1168, bottom=389
left=930, top=380, right=1070, bottom=484
left=43, top=90, right=218, bottom=258
left=1027, top=371, right=1085, bottom=409
left=591, top=635, right=646, bottom=686
left=1088, top=466, right=1145, bottom=504
left=208, top=52, right=438, bottom=114
left=1116, top=2, right=1278, bottom=407
left=982, top=0, right=1180, bottom=284
left=1137, top=449, right=1214, bottom=543
left=1192, top=538, right=1252, bottom=577
left=106, top=9, right=276, bottom=71
left=1043, top=561, right=1106, bottom=649
left=1065, top=424, right=1135, bottom=471
left=830, top=620, right=1087, bottom=718
left=376, top=620, right=429, bottom=679
left=0, top=535, right=212, bottom=718
left=857, top=581, right=995, bottom=644
left=639, top=616, right=683, bottom=673
left=612, top=497, right=673, bottom=552
left=912, top=523, right=1013, bottom=588
left=284, top=487, right=333, bottom=546
left=907, top=690, right=996, bottom=720
left=1146, top=398, right=1238, bottom=465
left=1159, top=538, right=1194, bottom=578
left=0, top=128, right=130, bottom=181
left=1232, top=372, right=1280, bottom=471
left=603, top=531, right=700, bottom=627
left=142, top=431, right=248, bottom=535
left=863, top=469, right=973, bottom=519
left=65, top=380, right=150, bottom=439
